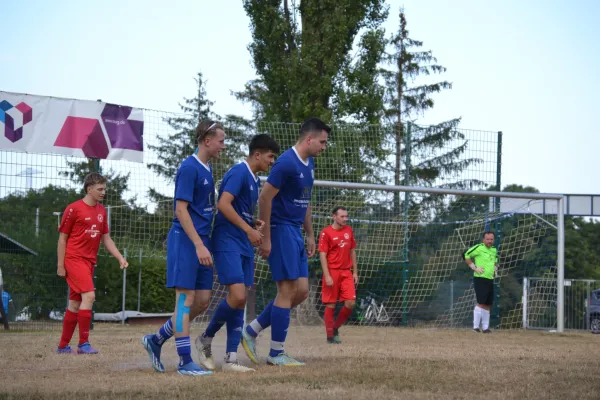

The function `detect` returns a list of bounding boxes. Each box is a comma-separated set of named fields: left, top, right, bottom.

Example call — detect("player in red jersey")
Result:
left=318, top=206, right=358, bottom=344
left=56, top=172, right=128, bottom=354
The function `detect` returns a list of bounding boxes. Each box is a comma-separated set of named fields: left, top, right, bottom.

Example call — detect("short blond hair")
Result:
left=83, top=172, right=107, bottom=193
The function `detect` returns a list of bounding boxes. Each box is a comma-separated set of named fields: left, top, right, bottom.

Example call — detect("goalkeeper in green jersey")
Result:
left=464, top=232, right=498, bottom=333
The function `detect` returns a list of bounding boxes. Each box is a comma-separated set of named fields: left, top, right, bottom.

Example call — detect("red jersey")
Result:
left=58, top=199, right=109, bottom=263
left=318, top=225, right=356, bottom=270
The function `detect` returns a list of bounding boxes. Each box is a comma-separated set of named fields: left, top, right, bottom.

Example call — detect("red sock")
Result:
left=78, top=309, right=92, bottom=345
left=59, top=310, right=78, bottom=348
left=334, top=306, right=352, bottom=329
left=324, top=307, right=335, bottom=338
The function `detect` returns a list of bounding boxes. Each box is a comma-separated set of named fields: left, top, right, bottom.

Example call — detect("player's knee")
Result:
left=68, top=301, right=81, bottom=312
left=228, top=292, right=246, bottom=309
left=81, top=291, right=95, bottom=304
left=296, top=288, right=309, bottom=304
left=345, top=300, right=356, bottom=309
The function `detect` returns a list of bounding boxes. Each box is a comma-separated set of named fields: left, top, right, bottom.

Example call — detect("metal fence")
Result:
left=523, top=277, right=600, bottom=331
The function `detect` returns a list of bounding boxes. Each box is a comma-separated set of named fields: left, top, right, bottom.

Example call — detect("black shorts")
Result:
left=474, top=277, right=494, bottom=305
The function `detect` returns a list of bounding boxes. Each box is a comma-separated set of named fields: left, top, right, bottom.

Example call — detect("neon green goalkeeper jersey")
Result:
left=464, top=243, right=498, bottom=280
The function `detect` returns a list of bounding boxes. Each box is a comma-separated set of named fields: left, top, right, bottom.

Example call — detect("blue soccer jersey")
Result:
left=171, top=155, right=215, bottom=236
left=267, top=147, right=314, bottom=226
left=212, top=162, right=260, bottom=257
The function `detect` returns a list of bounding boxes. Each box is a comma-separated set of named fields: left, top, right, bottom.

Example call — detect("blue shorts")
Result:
left=268, top=224, right=308, bottom=282
left=166, top=227, right=213, bottom=290
left=214, top=251, right=255, bottom=287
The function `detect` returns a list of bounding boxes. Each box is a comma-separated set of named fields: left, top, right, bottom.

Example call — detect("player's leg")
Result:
left=473, top=278, right=485, bottom=332
left=57, top=289, right=81, bottom=353
left=322, top=269, right=339, bottom=343
left=333, top=270, right=356, bottom=343
left=221, top=255, right=255, bottom=372
left=192, top=287, right=217, bottom=371
left=266, top=225, right=306, bottom=366
left=481, top=280, right=494, bottom=333
left=173, top=288, right=211, bottom=375
left=76, top=290, right=97, bottom=354
left=143, top=227, right=180, bottom=372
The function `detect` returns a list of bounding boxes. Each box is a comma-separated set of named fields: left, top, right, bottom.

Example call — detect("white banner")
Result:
left=0, top=91, right=144, bottom=163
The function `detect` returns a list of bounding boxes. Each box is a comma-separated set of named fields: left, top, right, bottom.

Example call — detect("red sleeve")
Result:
left=58, top=204, right=77, bottom=234
left=350, top=227, right=356, bottom=249
left=318, top=229, right=330, bottom=253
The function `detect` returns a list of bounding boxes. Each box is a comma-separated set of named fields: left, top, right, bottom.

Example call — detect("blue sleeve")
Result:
left=175, top=165, right=196, bottom=202
left=222, top=169, right=244, bottom=198
left=267, top=158, right=293, bottom=189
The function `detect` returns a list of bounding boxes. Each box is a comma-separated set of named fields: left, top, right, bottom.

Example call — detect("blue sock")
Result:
left=175, top=336, right=193, bottom=366
left=206, top=299, right=234, bottom=338
left=153, top=319, right=173, bottom=346
left=269, top=305, right=290, bottom=358
left=227, top=308, right=245, bottom=355
left=247, top=300, right=274, bottom=337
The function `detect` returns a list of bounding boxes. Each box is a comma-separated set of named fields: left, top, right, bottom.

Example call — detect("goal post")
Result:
left=261, top=179, right=565, bottom=332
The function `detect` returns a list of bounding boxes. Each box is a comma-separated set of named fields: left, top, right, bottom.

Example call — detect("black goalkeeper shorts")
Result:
left=474, top=277, right=494, bottom=305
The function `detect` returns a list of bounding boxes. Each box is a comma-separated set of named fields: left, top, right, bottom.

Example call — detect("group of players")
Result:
left=54, top=115, right=499, bottom=376
left=54, top=117, right=362, bottom=376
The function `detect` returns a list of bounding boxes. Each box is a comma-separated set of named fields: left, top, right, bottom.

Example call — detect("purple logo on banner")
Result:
left=101, top=104, right=143, bottom=151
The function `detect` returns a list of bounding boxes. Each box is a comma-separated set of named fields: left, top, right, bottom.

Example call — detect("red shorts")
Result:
left=322, top=269, right=356, bottom=304
left=65, top=258, right=95, bottom=301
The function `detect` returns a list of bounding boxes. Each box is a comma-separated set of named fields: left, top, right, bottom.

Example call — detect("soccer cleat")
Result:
left=195, top=335, right=215, bottom=371
left=473, top=328, right=481, bottom=333
left=56, top=345, right=74, bottom=354
left=77, top=342, right=98, bottom=354
left=241, top=328, right=259, bottom=365
left=332, top=328, right=342, bottom=344
left=482, top=329, right=492, bottom=333
left=222, top=361, right=256, bottom=373
left=177, top=361, right=214, bottom=376
left=142, top=334, right=165, bottom=373
left=267, top=353, right=305, bottom=366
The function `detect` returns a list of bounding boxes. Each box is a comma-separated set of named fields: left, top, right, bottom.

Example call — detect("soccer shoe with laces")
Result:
left=177, top=361, right=214, bottom=376
left=77, top=342, right=98, bottom=354
left=142, top=334, right=165, bottom=373
left=473, top=328, right=481, bottom=333
left=482, top=329, right=492, bottom=333
left=267, top=353, right=305, bottom=366
left=56, top=345, right=74, bottom=354
left=222, top=361, right=256, bottom=373
left=195, top=335, right=215, bottom=371
left=332, top=328, right=342, bottom=344
left=241, top=329, right=259, bottom=365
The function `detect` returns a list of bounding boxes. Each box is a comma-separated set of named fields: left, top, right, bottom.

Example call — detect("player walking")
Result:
left=318, top=206, right=358, bottom=344
left=56, top=172, right=128, bottom=355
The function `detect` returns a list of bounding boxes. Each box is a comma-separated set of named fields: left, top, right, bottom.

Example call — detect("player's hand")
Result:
left=119, top=257, right=129, bottom=269
left=57, top=265, right=66, bottom=277
left=325, top=274, right=334, bottom=286
left=255, top=219, right=265, bottom=232
left=306, top=235, right=316, bottom=258
left=258, top=239, right=271, bottom=260
left=247, top=228, right=263, bottom=247
left=475, top=267, right=484, bottom=274
left=196, top=244, right=213, bottom=267
left=353, top=273, right=359, bottom=286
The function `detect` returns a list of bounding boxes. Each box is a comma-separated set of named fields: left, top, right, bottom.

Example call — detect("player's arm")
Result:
left=350, top=229, right=358, bottom=284
left=57, top=207, right=76, bottom=278
left=57, top=232, right=68, bottom=277
left=101, top=234, right=128, bottom=268
left=218, top=192, right=262, bottom=246
left=257, top=182, right=279, bottom=258
left=494, top=252, right=499, bottom=278
left=176, top=200, right=213, bottom=266
left=303, top=204, right=316, bottom=257
left=464, top=245, right=483, bottom=274
left=318, top=231, right=333, bottom=286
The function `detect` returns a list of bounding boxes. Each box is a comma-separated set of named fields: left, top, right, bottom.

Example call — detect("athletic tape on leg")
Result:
left=176, top=293, right=190, bottom=333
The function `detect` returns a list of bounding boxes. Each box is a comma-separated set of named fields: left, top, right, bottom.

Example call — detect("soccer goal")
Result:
left=248, top=180, right=565, bottom=332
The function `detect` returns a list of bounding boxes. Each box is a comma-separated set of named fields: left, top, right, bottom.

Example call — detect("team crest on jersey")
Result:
left=203, top=178, right=209, bottom=185
left=299, top=172, right=304, bottom=179
left=344, top=233, right=350, bottom=239
left=250, top=184, right=254, bottom=191
left=97, top=214, right=104, bottom=223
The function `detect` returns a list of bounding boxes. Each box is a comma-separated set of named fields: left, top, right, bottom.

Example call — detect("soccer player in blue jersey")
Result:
left=195, top=134, right=280, bottom=373
left=242, top=117, right=330, bottom=366
left=142, top=120, right=225, bottom=376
